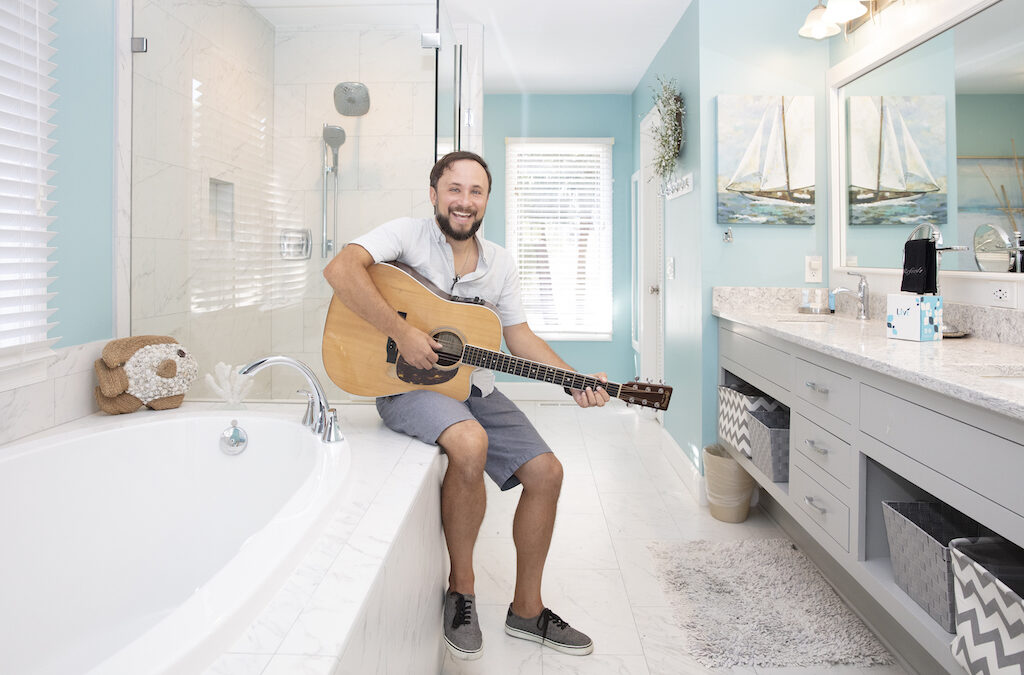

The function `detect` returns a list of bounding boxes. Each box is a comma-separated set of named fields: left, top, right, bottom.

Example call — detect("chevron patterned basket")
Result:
left=717, top=382, right=783, bottom=458
left=881, top=501, right=989, bottom=633
left=950, top=537, right=1024, bottom=675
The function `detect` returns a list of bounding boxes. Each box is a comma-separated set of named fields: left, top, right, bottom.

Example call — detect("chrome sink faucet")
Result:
left=829, top=272, right=869, bottom=320
left=240, top=356, right=343, bottom=442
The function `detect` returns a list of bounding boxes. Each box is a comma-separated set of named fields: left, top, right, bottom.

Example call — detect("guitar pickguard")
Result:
left=395, top=357, right=459, bottom=385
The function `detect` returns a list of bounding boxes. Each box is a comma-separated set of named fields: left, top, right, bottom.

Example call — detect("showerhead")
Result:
left=322, top=124, right=346, bottom=171
left=334, top=82, right=370, bottom=116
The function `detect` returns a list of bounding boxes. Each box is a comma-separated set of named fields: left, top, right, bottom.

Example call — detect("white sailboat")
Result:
left=725, top=96, right=815, bottom=205
left=848, top=96, right=940, bottom=204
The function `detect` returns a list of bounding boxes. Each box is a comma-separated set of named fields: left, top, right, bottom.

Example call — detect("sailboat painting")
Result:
left=717, top=95, right=815, bottom=225
left=847, top=95, right=947, bottom=226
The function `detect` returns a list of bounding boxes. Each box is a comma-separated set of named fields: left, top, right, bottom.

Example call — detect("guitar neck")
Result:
left=461, top=344, right=623, bottom=399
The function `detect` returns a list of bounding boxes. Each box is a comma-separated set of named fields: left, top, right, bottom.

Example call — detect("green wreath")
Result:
left=652, top=77, right=685, bottom=181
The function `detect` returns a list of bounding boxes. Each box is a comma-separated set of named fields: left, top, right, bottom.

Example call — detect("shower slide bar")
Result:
left=322, top=124, right=346, bottom=259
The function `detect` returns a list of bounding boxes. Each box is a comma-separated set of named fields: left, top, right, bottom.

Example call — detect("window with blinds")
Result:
left=0, top=0, right=59, bottom=389
left=505, top=138, right=613, bottom=341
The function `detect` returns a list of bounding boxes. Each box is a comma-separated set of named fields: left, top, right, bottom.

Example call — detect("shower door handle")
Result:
left=322, top=165, right=334, bottom=258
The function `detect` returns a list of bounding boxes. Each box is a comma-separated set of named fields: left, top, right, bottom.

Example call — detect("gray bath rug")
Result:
left=650, top=538, right=895, bottom=669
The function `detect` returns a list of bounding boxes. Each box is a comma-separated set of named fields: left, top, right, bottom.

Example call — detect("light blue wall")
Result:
left=956, top=94, right=1024, bottom=156
left=631, top=1, right=703, bottom=466
left=631, top=0, right=830, bottom=470
left=482, top=94, right=636, bottom=383
left=51, top=0, right=117, bottom=347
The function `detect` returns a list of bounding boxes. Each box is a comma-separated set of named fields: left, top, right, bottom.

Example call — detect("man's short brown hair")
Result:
left=430, top=151, right=492, bottom=194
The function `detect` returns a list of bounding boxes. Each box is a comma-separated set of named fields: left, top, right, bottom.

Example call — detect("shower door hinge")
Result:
left=421, top=32, right=441, bottom=49
left=131, top=37, right=148, bottom=53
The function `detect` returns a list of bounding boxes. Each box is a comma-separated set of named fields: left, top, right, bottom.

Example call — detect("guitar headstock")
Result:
left=618, top=379, right=673, bottom=411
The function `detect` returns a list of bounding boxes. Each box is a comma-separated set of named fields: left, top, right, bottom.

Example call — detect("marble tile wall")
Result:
left=0, top=341, right=105, bottom=446
left=129, top=0, right=436, bottom=403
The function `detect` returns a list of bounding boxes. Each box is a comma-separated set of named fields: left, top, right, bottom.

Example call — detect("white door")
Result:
left=636, top=107, right=665, bottom=388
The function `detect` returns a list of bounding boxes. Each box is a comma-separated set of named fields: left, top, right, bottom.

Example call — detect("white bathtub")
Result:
left=0, top=404, right=351, bottom=675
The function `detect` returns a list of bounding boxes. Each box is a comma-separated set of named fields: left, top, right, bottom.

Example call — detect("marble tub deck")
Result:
left=204, top=402, right=444, bottom=674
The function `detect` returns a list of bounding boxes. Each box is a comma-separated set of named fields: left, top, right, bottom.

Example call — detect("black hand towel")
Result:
left=901, top=239, right=937, bottom=294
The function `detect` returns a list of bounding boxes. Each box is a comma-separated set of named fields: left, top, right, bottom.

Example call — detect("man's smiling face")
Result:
left=430, top=159, right=490, bottom=241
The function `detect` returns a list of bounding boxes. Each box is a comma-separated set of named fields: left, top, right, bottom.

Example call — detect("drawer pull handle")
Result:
left=804, top=496, right=827, bottom=515
left=805, top=439, right=829, bottom=455
left=805, top=380, right=830, bottom=395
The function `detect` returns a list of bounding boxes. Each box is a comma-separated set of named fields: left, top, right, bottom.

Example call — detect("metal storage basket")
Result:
left=881, top=501, right=989, bottom=633
left=744, top=409, right=790, bottom=482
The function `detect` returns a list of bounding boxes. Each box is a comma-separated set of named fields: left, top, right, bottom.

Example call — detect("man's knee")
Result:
left=518, top=453, right=563, bottom=495
left=439, top=419, right=488, bottom=477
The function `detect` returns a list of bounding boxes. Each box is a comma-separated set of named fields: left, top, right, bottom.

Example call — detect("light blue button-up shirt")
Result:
left=349, top=216, right=527, bottom=396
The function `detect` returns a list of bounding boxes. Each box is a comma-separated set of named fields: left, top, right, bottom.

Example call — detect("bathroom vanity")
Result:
left=713, top=297, right=1024, bottom=674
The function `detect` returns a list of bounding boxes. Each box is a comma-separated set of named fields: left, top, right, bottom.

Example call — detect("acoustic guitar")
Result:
left=321, top=262, right=673, bottom=411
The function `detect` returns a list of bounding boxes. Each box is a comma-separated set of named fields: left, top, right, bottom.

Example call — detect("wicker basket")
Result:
left=881, top=501, right=989, bottom=632
left=950, top=537, right=1024, bottom=674
left=745, top=409, right=790, bottom=482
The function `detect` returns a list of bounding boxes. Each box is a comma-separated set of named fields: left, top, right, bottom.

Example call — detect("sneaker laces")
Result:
left=537, top=608, right=568, bottom=637
left=451, top=593, right=473, bottom=629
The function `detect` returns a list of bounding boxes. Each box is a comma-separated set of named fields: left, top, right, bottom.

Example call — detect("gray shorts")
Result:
left=375, top=387, right=552, bottom=491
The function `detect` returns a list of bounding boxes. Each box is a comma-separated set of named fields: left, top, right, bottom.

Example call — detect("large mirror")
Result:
left=836, top=0, right=1024, bottom=273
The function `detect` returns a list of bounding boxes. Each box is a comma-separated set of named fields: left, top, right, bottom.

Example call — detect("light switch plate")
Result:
left=804, top=255, right=822, bottom=283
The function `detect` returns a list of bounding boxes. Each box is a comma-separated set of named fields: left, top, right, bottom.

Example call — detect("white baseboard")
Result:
left=658, top=427, right=708, bottom=506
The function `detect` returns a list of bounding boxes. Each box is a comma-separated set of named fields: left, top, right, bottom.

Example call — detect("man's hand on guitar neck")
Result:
left=569, top=373, right=610, bottom=409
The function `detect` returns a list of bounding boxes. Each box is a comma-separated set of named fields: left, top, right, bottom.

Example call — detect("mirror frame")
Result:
left=825, top=0, right=1020, bottom=294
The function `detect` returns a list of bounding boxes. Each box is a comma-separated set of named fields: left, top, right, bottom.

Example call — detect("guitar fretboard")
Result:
left=461, top=344, right=623, bottom=398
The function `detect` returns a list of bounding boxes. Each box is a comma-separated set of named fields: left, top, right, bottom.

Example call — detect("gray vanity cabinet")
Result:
left=717, top=319, right=1024, bottom=675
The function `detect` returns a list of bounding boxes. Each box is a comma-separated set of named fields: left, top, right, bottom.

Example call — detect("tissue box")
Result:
left=887, top=293, right=942, bottom=341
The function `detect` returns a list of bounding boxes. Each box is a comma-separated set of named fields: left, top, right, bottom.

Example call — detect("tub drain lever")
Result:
left=220, top=420, right=248, bottom=455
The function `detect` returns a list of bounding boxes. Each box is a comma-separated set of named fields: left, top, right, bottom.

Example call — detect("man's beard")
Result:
left=435, top=206, right=482, bottom=241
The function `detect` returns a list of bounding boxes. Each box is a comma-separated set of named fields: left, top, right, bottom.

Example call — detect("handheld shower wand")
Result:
left=322, top=124, right=346, bottom=258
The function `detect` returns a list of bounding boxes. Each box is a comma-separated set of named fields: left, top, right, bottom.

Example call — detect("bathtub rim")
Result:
left=2, top=402, right=353, bottom=675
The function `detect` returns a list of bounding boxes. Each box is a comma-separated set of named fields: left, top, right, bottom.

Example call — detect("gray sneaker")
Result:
left=443, top=590, right=482, bottom=660
left=504, top=606, right=594, bottom=655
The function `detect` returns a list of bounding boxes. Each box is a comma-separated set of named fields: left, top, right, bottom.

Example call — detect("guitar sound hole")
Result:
left=432, top=330, right=463, bottom=368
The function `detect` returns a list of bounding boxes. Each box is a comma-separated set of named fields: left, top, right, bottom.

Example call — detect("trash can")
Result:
left=703, top=443, right=755, bottom=523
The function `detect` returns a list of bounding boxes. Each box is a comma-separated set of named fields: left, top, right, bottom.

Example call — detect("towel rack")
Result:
left=906, top=223, right=969, bottom=252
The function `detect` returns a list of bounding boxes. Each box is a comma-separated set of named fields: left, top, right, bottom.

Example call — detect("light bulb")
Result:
left=822, top=0, right=867, bottom=24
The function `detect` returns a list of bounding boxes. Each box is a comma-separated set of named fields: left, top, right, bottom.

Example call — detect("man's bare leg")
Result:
left=509, top=453, right=563, bottom=617
left=437, top=419, right=489, bottom=594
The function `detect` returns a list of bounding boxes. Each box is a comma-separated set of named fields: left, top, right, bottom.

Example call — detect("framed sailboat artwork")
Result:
left=847, top=95, right=947, bottom=226
left=717, top=95, right=815, bottom=225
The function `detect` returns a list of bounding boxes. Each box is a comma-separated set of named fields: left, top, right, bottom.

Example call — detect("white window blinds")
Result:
left=0, top=0, right=59, bottom=387
left=505, top=138, right=613, bottom=341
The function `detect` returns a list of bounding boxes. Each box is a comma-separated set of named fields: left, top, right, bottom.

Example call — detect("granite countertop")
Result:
left=712, top=302, right=1024, bottom=424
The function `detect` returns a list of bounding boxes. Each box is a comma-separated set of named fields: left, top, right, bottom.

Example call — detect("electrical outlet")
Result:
left=989, top=282, right=1017, bottom=308
left=804, top=255, right=822, bottom=283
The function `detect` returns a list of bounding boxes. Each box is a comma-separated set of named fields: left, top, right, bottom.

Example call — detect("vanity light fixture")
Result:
left=798, top=2, right=840, bottom=40
left=821, top=0, right=868, bottom=25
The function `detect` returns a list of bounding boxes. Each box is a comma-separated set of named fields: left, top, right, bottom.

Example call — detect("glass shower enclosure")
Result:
left=131, top=0, right=464, bottom=402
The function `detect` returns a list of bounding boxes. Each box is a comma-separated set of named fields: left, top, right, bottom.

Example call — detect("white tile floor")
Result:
left=440, top=401, right=911, bottom=675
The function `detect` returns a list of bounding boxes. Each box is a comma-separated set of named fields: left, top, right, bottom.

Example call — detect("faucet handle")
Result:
left=297, top=389, right=315, bottom=427
left=322, top=407, right=344, bottom=443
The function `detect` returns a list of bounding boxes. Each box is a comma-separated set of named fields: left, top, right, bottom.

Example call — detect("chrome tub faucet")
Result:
left=829, top=272, right=869, bottom=320
left=240, top=356, right=343, bottom=442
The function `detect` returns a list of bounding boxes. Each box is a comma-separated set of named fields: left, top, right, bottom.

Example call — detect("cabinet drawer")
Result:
left=719, top=326, right=793, bottom=392
left=792, top=412, right=853, bottom=488
left=795, top=358, right=855, bottom=423
left=860, top=385, right=1024, bottom=518
left=791, top=457, right=850, bottom=552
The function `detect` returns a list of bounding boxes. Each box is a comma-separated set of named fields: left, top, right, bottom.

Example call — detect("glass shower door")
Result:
left=131, top=0, right=440, bottom=402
